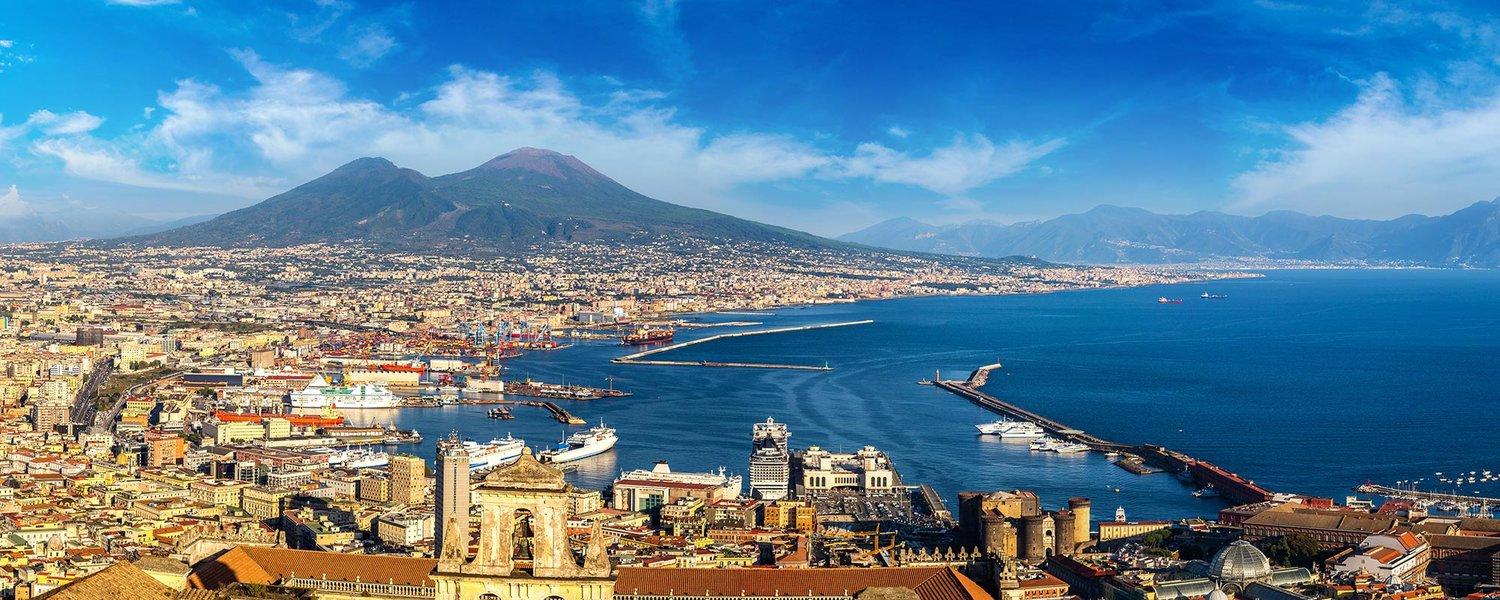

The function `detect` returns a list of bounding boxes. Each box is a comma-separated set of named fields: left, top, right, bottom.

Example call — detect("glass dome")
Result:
left=1210, top=541, right=1273, bottom=582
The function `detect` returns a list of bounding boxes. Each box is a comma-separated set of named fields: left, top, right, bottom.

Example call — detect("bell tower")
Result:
left=432, top=449, right=613, bottom=600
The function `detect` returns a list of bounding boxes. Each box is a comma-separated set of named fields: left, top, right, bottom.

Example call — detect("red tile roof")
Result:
left=614, top=566, right=995, bottom=600
left=187, top=546, right=437, bottom=589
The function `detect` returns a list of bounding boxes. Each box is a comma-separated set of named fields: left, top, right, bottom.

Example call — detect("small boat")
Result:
left=1193, top=484, right=1221, bottom=498
left=1200, top=292, right=1227, bottom=299
left=1157, top=297, right=1183, bottom=304
left=487, top=407, right=513, bottom=420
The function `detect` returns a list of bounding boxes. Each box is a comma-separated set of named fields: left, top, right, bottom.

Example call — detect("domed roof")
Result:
left=1207, top=587, right=1229, bottom=600
left=1210, top=541, right=1272, bottom=582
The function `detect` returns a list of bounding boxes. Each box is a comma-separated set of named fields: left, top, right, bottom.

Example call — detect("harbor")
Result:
left=611, top=319, right=874, bottom=370
left=933, top=360, right=1276, bottom=505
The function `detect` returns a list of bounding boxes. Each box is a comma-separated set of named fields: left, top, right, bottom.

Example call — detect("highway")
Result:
left=69, top=359, right=114, bottom=432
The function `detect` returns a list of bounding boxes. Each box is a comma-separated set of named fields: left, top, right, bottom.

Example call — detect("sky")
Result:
left=3, top=1, right=1500, bottom=236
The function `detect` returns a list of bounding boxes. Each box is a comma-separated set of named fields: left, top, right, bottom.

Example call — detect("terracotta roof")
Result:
left=35, top=562, right=174, bottom=600
left=614, top=566, right=995, bottom=600
left=187, top=546, right=437, bottom=589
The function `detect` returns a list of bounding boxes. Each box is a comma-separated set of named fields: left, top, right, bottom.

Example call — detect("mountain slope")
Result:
left=839, top=200, right=1500, bottom=267
left=131, top=148, right=834, bottom=250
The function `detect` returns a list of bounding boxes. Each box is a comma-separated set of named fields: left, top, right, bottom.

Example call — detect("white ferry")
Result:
left=289, top=375, right=402, bottom=410
left=464, top=435, right=527, bottom=471
left=1029, top=436, right=1090, bottom=454
left=539, top=422, right=618, bottom=464
left=976, top=419, right=1046, bottom=439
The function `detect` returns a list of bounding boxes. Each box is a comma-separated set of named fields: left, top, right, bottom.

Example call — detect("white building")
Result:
left=795, top=445, right=900, bottom=494
left=1333, top=531, right=1430, bottom=583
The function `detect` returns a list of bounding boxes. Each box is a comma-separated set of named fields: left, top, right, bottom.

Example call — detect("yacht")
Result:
left=539, top=422, right=618, bottom=464
left=976, top=419, right=1046, bottom=439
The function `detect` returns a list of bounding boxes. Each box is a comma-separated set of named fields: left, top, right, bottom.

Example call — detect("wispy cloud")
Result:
left=11, top=53, right=1060, bottom=216
left=338, top=24, right=397, bottom=67
left=637, top=0, right=693, bottom=80
left=1232, top=73, right=1500, bottom=217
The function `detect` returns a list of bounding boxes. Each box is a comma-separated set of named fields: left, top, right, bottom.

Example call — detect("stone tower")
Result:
left=1021, top=514, right=1049, bottom=561
left=1053, top=510, right=1076, bottom=557
left=435, top=434, right=471, bottom=560
left=432, top=448, right=613, bottom=600
left=1069, top=497, right=1091, bottom=548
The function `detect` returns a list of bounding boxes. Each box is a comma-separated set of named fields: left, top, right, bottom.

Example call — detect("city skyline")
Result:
left=5, top=1, right=1500, bottom=235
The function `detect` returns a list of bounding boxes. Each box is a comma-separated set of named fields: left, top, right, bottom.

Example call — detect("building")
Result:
left=376, top=512, right=434, bottom=547
left=794, top=445, right=900, bottom=494
left=358, top=475, right=392, bottom=502
left=1098, top=520, right=1173, bottom=543
left=1241, top=503, right=1402, bottom=550
left=431, top=449, right=612, bottom=600
left=763, top=500, right=817, bottom=531
left=240, top=486, right=291, bottom=520
left=434, top=434, right=471, bottom=557
left=1331, top=531, right=1431, bottom=583
left=389, top=454, right=427, bottom=505
left=31, top=399, right=71, bottom=433
left=613, top=566, right=994, bottom=600
left=612, top=462, right=743, bottom=512
left=749, top=417, right=790, bottom=500
left=144, top=430, right=186, bottom=468
left=1425, top=534, right=1500, bottom=591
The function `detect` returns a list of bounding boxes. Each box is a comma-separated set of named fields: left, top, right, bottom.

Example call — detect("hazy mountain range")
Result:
left=839, top=202, right=1500, bottom=267
left=0, top=199, right=215, bottom=243
left=127, top=147, right=833, bottom=250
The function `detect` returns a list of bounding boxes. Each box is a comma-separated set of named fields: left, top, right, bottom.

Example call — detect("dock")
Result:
left=611, top=320, right=874, bottom=371
left=932, top=361, right=1276, bottom=505
left=1356, top=482, right=1500, bottom=509
left=507, top=400, right=586, bottom=425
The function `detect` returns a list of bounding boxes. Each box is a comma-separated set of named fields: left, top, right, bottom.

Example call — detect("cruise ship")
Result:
left=617, top=461, right=744, bottom=499
left=538, top=422, right=618, bottom=464
left=463, top=435, right=527, bottom=471
left=976, top=419, right=1046, bottom=439
left=289, top=375, right=402, bottom=410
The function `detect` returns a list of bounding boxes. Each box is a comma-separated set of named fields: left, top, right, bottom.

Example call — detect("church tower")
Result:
left=432, top=448, right=613, bottom=600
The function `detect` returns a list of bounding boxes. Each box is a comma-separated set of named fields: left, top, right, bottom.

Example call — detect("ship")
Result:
left=1200, top=292, right=1228, bottom=299
left=538, top=422, right=618, bottom=463
left=976, top=419, right=1046, bottom=439
left=622, top=326, right=674, bottom=346
left=288, top=375, right=402, bottom=409
left=1193, top=484, right=1221, bottom=498
left=1029, top=436, right=1090, bottom=453
left=1157, top=296, right=1183, bottom=304
left=463, top=435, right=527, bottom=471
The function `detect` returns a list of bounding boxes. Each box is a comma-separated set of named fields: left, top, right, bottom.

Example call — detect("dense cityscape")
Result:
left=0, top=237, right=1493, bottom=600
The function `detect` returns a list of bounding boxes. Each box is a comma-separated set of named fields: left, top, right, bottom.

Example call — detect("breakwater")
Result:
left=935, top=363, right=1275, bottom=505
left=611, top=320, right=874, bottom=371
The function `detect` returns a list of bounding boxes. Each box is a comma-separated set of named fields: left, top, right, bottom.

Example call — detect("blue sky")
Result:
left=3, top=1, right=1500, bottom=235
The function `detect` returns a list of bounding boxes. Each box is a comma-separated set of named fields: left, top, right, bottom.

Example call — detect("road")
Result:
left=70, top=359, right=114, bottom=432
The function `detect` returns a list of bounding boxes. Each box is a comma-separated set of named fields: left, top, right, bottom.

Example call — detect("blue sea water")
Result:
left=362, top=269, right=1500, bottom=521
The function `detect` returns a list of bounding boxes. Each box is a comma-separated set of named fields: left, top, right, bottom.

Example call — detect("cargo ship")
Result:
left=538, top=422, right=618, bottom=463
left=622, top=326, right=674, bottom=346
left=1157, top=296, right=1183, bottom=304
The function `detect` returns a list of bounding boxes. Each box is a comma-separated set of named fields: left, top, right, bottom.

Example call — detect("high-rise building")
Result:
left=434, top=433, right=471, bottom=558
left=31, top=400, right=71, bottom=433
left=390, top=454, right=427, bottom=505
left=145, top=430, right=186, bottom=468
left=749, top=417, right=790, bottom=500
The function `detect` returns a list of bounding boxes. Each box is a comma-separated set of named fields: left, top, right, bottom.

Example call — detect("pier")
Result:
left=611, top=320, right=874, bottom=371
left=506, top=400, right=586, bottom=425
left=932, top=361, right=1277, bottom=505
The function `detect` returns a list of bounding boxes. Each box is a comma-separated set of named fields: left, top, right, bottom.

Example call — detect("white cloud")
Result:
left=836, top=135, right=1066, bottom=196
left=886, top=125, right=910, bottom=138
left=1232, top=73, right=1500, bottom=217
left=0, top=40, right=13, bottom=49
left=338, top=25, right=397, bottom=67
left=14, top=53, right=1059, bottom=217
left=26, top=109, right=105, bottom=135
left=0, top=185, right=34, bottom=217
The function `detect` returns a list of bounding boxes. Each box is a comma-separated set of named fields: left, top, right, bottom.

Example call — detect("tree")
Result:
left=1261, top=533, right=1321, bottom=568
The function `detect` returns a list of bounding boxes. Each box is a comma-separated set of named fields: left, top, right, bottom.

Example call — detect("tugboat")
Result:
left=622, top=326, right=674, bottom=346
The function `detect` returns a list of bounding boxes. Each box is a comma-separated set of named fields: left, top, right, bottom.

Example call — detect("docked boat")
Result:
left=463, top=435, right=527, bottom=471
left=1029, top=436, right=1089, bottom=453
left=345, top=450, right=390, bottom=469
left=487, top=407, right=514, bottom=420
left=976, top=419, right=1046, bottom=439
left=289, top=375, right=402, bottom=409
left=539, top=422, right=618, bottom=463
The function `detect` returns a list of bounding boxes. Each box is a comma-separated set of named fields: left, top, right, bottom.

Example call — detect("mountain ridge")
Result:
left=127, top=148, right=837, bottom=251
left=839, top=201, right=1500, bottom=267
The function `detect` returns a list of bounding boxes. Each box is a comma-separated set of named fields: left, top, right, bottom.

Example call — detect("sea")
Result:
left=350, top=269, right=1500, bottom=521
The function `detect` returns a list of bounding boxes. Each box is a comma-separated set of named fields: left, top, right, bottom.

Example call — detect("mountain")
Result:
left=839, top=200, right=1500, bottom=267
left=0, top=203, right=202, bottom=243
left=131, top=148, right=833, bottom=250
